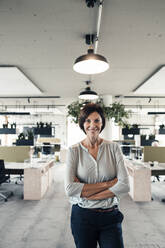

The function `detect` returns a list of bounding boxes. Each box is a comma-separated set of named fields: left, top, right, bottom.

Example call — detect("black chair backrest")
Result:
left=121, top=146, right=131, bottom=156
left=43, top=143, right=51, bottom=154
left=0, top=159, right=5, bottom=176
left=0, top=159, right=10, bottom=184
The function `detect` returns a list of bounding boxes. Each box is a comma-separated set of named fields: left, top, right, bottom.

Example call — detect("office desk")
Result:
left=144, top=163, right=165, bottom=176
left=125, top=160, right=165, bottom=202
left=5, top=160, right=54, bottom=200
left=5, top=162, right=27, bottom=176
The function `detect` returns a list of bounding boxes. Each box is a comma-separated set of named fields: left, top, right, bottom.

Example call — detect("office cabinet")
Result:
left=125, top=160, right=151, bottom=201
left=24, top=160, right=54, bottom=200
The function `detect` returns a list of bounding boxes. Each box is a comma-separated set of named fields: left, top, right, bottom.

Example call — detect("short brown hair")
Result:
left=78, top=103, right=105, bottom=133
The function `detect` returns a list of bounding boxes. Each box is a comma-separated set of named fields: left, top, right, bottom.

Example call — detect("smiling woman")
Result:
left=65, top=103, right=130, bottom=248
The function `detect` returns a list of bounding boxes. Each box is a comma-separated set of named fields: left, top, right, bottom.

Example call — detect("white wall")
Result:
left=67, top=117, right=86, bottom=147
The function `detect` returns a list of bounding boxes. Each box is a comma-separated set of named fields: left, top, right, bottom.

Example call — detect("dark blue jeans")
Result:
left=71, top=204, right=124, bottom=248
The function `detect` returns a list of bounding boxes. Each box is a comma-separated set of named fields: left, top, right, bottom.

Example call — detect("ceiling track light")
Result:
left=79, top=81, right=99, bottom=100
left=73, top=0, right=109, bottom=75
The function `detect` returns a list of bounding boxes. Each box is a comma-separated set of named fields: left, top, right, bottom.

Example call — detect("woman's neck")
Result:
left=83, top=137, right=103, bottom=149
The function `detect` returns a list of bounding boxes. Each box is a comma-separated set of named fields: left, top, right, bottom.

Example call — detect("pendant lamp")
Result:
left=73, top=1, right=109, bottom=75
left=79, top=81, right=99, bottom=100
left=73, top=48, right=109, bottom=75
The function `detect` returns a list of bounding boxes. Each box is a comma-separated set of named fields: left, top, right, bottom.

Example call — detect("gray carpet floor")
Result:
left=0, top=164, right=165, bottom=248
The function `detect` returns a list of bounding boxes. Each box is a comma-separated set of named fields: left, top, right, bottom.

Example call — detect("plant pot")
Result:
left=16, top=139, right=34, bottom=146
left=122, top=128, right=140, bottom=135
left=159, top=129, right=165, bottom=134
left=33, top=127, right=52, bottom=136
left=0, top=128, right=16, bottom=134
left=140, top=136, right=154, bottom=146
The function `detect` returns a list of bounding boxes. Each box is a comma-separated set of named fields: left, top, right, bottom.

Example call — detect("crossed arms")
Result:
left=74, top=177, right=117, bottom=200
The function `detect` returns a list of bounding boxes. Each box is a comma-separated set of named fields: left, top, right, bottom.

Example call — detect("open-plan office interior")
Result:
left=0, top=0, right=165, bottom=247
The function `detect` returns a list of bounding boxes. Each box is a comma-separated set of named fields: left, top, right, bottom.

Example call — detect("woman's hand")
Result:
left=80, top=177, right=118, bottom=198
left=86, top=178, right=117, bottom=200
left=74, top=177, right=80, bottom=182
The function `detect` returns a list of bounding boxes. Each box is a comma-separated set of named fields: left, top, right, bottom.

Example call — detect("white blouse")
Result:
left=64, top=140, right=130, bottom=209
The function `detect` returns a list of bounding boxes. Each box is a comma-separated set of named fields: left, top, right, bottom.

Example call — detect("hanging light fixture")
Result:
left=79, top=81, right=99, bottom=100
left=73, top=0, right=109, bottom=75
left=73, top=48, right=109, bottom=75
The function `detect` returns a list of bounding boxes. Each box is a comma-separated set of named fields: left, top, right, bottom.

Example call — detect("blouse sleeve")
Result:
left=64, top=146, right=84, bottom=197
left=109, top=143, right=130, bottom=198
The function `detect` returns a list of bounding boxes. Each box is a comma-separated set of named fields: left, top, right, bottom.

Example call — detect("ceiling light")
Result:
left=79, top=81, right=99, bottom=100
left=73, top=48, right=109, bottom=75
left=73, top=1, right=109, bottom=75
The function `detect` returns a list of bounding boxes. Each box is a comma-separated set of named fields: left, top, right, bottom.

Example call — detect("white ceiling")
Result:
left=0, top=0, right=165, bottom=107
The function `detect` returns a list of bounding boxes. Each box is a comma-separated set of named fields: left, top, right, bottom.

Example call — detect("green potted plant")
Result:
left=10, top=122, right=16, bottom=129
left=132, top=124, right=139, bottom=129
left=45, top=122, right=52, bottom=128
left=3, top=123, right=8, bottom=128
left=123, top=123, right=131, bottom=129
left=33, top=122, right=52, bottom=136
left=0, top=122, right=16, bottom=134
left=13, top=122, right=16, bottom=128
left=39, top=122, right=44, bottom=128
left=159, top=124, right=164, bottom=129
left=100, top=101, right=131, bottom=126
left=67, top=101, right=84, bottom=124
left=67, top=100, right=131, bottom=127
left=159, top=124, right=165, bottom=134
left=141, top=134, right=146, bottom=140
left=149, top=134, right=155, bottom=140
left=18, top=132, right=25, bottom=140
left=16, top=132, right=34, bottom=146
left=27, top=130, right=34, bottom=140
left=122, top=123, right=140, bottom=135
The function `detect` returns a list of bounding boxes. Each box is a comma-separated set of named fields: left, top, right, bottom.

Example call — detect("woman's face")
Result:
left=83, top=111, right=102, bottom=138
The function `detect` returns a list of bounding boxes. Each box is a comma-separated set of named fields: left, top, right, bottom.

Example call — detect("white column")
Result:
left=102, top=95, right=113, bottom=106
left=100, top=119, right=113, bottom=140
left=100, top=95, right=113, bottom=140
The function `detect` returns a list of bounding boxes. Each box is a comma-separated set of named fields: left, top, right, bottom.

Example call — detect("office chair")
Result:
left=121, top=146, right=131, bottom=157
left=0, top=160, right=13, bottom=202
left=42, top=142, right=52, bottom=155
